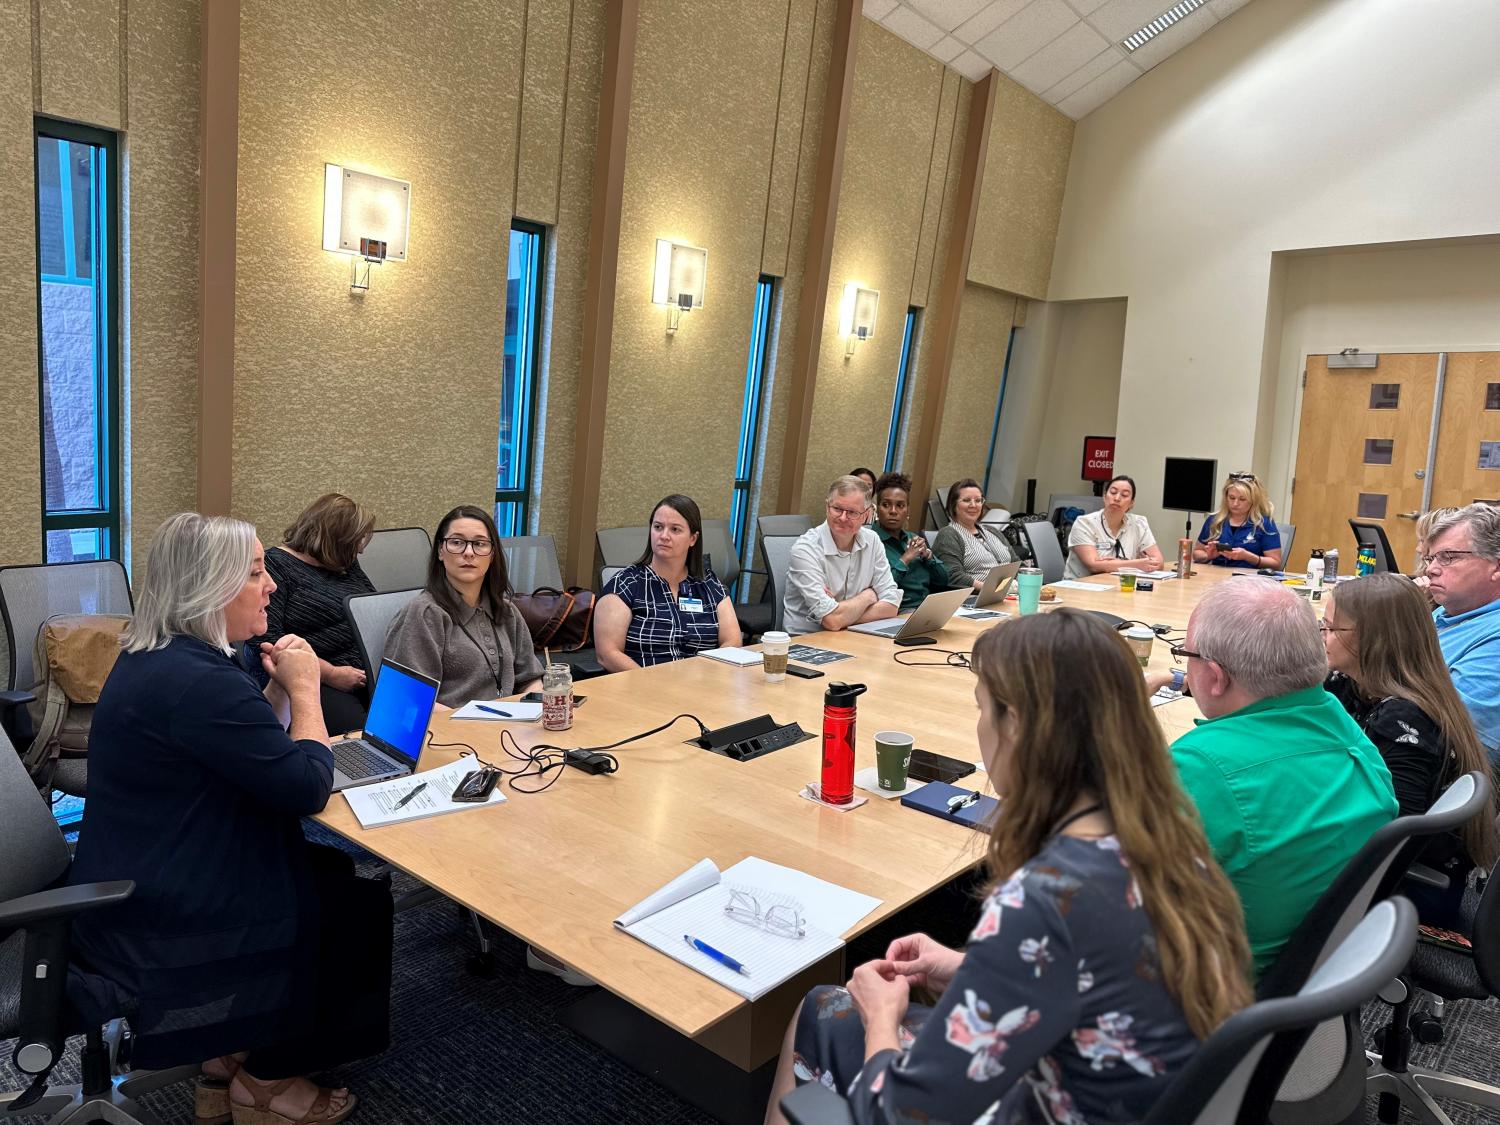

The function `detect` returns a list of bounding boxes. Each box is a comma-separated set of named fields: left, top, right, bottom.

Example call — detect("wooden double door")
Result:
left=1290, top=352, right=1500, bottom=572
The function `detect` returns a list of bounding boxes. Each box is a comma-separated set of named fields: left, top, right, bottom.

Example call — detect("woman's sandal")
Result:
left=229, top=1072, right=359, bottom=1125
left=194, top=1055, right=243, bottom=1124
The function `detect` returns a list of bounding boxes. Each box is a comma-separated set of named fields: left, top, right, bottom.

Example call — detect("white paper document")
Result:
left=343, top=757, right=506, bottom=828
left=698, top=647, right=764, bottom=666
left=451, top=700, right=544, bottom=721
left=1049, top=579, right=1112, bottom=591
left=614, top=857, right=882, bottom=1000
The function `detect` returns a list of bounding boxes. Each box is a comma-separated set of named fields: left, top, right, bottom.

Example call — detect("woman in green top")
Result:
left=872, top=472, right=959, bottom=611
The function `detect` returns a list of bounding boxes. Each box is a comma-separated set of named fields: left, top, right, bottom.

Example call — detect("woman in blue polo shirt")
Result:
left=1195, top=473, right=1284, bottom=569
left=595, top=494, right=742, bottom=671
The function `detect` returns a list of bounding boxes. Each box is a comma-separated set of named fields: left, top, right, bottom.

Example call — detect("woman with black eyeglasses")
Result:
left=1194, top=472, right=1283, bottom=569
left=384, top=505, right=544, bottom=708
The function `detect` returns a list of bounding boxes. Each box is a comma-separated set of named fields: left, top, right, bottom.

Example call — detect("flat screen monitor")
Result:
left=1162, top=457, right=1218, bottom=513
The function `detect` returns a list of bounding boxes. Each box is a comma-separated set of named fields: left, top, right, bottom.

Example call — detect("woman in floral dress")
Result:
left=764, top=609, right=1253, bottom=1124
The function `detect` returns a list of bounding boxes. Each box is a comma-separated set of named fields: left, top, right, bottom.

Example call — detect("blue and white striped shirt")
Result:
left=602, top=564, right=730, bottom=667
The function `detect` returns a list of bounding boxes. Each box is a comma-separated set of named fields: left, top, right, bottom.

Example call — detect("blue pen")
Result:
left=476, top=703, right=512, bottom=718
left=684, top=934, right=750, bottom=976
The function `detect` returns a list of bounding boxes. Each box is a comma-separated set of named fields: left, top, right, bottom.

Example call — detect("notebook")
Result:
left=900, top=780, right=1000, bottom=830
left=698, top=647, right=764, bottom=666
left=452, top=700, right=544, bottom=721
left=614, top=857, right=881, bottom=1000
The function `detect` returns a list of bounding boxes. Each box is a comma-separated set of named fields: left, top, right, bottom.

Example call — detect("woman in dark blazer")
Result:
left=68, top=512, right=390, bottom=1125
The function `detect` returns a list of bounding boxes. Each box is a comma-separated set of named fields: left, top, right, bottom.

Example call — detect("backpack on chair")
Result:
left=20, top=613, right=130, bottom=791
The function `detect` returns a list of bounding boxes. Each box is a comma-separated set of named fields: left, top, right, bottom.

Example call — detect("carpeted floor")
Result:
left=6, top=827, right=1500, bottom=1124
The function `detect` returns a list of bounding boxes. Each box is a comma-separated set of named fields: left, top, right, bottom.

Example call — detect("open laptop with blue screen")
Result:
left=329, top=659, right=440, bottom=792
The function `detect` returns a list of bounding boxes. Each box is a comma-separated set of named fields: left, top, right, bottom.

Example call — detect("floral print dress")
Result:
left=791, top=835, right=1200, bottom=1123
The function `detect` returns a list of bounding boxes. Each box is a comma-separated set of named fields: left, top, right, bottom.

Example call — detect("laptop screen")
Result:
left=363, top=660, right=440, bottom=767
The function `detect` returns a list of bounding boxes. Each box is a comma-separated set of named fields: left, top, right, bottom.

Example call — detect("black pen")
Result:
left=393, top=781, right=428, bottom=809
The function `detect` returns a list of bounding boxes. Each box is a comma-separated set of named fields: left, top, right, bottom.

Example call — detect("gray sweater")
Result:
left=384, top=587, right=544, bottom=708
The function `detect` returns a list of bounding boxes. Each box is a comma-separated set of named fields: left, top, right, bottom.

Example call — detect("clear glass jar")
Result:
left=541, top=662, right=573, bottom=731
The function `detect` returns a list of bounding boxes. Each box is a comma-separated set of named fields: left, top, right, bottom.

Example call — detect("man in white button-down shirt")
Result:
left=782, top=476, right=902, bottom=635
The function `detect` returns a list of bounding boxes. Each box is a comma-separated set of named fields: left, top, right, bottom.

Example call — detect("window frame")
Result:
left=730, top=276, right=776, bottom=568
left=34, top=117, right=121, bottom=563
left=884, top=308, right=919, bottom=473
left=495, top=219, right=547, bottom=537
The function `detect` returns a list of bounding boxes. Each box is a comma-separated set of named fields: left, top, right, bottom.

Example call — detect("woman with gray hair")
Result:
left=67, top=513, right=390, bottom=1125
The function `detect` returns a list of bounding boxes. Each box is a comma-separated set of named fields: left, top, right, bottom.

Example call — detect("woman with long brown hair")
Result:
left=765, top=610, right=1251, bottom=1125
left=1322, top=572, right=1498, bottom=928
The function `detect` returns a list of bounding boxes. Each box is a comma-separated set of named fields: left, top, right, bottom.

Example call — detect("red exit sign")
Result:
left=1081, top=436, right=1116, bottom=482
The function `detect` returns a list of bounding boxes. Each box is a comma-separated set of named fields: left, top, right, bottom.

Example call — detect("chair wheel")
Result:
left=1410, top=1015, right=1444, bottom=1045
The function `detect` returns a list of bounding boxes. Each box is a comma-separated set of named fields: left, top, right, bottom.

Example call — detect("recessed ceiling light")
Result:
left=1120, top=0, right=1210, bottom=51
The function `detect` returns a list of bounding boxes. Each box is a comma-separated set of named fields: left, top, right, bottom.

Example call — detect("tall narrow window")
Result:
left=35, top=120, right=119, bottom=563
left=884, top=309, right=919, bottom=472
left=983, top=327, right=1020, bottom=498
left=730, top=276, right=775, bottom=562
left=495, top=221, right=546, bottom=537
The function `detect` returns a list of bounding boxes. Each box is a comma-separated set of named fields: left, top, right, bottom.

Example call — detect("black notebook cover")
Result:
left=900, top=780, right=999, bottom=830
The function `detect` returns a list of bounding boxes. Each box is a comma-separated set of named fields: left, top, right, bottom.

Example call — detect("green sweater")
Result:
left=1171, top=685, right=1398, bottom=977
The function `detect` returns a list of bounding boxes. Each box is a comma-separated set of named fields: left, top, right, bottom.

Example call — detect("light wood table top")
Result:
left=315, top=565, right=1260, bottom=1059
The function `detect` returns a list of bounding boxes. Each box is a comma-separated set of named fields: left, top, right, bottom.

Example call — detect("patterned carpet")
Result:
left=5, top=828, right=1500, bottom=1124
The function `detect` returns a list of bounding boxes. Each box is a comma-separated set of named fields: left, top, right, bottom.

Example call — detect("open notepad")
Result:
left=614, top=857, right=881, bottom=1000
left=343, top=757, right=506, bottom=828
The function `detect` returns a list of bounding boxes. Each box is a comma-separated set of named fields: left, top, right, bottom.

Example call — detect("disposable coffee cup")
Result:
left=1119, top=570, right=1139, bottom=593
left=875, top=731, right=915, bottom=791
left=1124, top=625, right=1154, bottom=668
left=761, top=631, right=790, bottom=682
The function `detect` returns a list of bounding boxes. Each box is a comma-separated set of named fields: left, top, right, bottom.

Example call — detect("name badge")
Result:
left=678, top=597, right=705, bottom=613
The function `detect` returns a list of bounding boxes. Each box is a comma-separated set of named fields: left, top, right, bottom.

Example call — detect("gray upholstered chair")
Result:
left=357, top=527, right=431, bottom=593
left=343, top=588, right=421, bottom=689
left=1019, top=520, right=1067, bottom=584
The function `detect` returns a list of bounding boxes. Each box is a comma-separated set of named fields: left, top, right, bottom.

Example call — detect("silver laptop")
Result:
left=848, top=586, right=974, bottom=642
left=964, top=561, right=1021, bottom=609
left=328, top=659, right=440, bottom=792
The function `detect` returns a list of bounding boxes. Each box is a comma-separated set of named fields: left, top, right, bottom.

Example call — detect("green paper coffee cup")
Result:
left=875, top=730, right=915, bottom=791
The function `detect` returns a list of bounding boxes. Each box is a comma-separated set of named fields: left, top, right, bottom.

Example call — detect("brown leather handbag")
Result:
left=511, top=587, right=595, bottom=652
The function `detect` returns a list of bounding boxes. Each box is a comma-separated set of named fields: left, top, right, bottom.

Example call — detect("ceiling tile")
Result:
left=1208, top=0, right=1252, bottom=17
left=948, top=48, right=994, bottom=80
left=881, top=4, right=946, bottom=48
left=1123, top=4, right=1216, bottom=69
left=973, top=0, right=1080, bottom=70
left=928, top=34, right=966, bottom=61
left=950, top=0, right=1029, bottom=45
left=1009, top=19, right=1110, bottom=92
left=1040, top=44, right=1126, bottom=101
left=1055, top=56, right=1139, bottom=117
left=863, top=0, right=900, bottom=19
left=906, top=0, right=998, bottom=32
left=1064, top=0, right=1111, bottom=13
left=1087, top=0, right=1188, bottom=41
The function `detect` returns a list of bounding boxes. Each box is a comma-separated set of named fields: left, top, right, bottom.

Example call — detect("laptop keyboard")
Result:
left=331, top=739, right=395, bottom=780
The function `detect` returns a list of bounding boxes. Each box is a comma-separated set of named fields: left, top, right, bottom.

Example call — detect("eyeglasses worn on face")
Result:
left=1170, top=643, right=1206, bottom=664
left=441, top=536, right=493, bottom=556
left=1421, top=549, right=1476, bottom=570
left=1317, top=621, right=1353, bottom=635
left=827, top=502, right=869, bottom=520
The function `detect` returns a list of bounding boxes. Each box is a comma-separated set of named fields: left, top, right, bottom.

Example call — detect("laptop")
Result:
left=329, top=659, right=440, bottom=792
left=964, top=561, right=1021, bottom=609
left=848, top=586, right=973, bottom=643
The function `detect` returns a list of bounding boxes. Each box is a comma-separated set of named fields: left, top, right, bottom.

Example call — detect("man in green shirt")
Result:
left=872, top=472, right=961, bottom=611
left=1171, top=578, right=1397, bottom=977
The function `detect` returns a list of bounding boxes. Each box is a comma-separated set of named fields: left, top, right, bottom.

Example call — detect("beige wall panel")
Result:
left=798, top=21, right=944, bottom=512
left=932, top=284, right=1015, bottom=491
left=907, top=68, right=959, bottom=310
left=232, top=0, right=523, bottom=544
left=532, top=0, right=603, bottom=575
left=1032, top=298, right=1125, bottom=503
left=39, top=0, right=121, bottom=128
left=123, top=0, right=200, bottom=577
left=967, top=74, right=1071, bottom=300
left=0, top=0, right=41, bottom=567
left=759, top=0, right=812, bottom=278
left=596, top=0, right=788, bottom=533
left=514, top=0, right=572, bottom=225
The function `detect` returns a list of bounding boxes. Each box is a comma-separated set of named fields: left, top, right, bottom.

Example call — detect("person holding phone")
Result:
left=1194, top=472, right=1283, bottom=569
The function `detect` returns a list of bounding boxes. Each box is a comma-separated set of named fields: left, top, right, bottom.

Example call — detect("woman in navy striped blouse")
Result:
left=595, top=495, right=742, bottom=671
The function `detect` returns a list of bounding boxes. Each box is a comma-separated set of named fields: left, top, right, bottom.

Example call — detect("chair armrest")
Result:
left=0, top=689, right=36, bottom=708
left=1402, top=863, right=1450, bottom=890
left=0, top=880, right=134, bottom=929
left=567, top=656, right=608, bottom=681
left=780, top=1083, right=855, bottom=1125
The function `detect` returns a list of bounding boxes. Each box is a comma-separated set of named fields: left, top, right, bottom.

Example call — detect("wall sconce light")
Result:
left=323, top=164, right=411, bottom=292
left=653, top=239, right=708, bottom=333
left=840, top=283, right=879, bottom=357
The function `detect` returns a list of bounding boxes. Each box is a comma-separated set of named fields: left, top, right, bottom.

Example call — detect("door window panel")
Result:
left=1363, top=439, right=1394, bottom=465
left=1369, top=384, right=1400, bottom=409
left=1356, top=493, right=1388, bottom=519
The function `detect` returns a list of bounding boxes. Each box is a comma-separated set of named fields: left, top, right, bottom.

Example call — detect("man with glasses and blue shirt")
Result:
left=782, top=476, right=901, bottom=636
left=1423, top=504, right=1500, bottom=766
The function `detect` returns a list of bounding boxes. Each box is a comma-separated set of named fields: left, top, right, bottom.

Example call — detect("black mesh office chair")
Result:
left=1349, top=520, right=1399, bottom=573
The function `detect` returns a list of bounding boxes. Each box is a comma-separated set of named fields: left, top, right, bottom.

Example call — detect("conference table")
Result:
left=315, top=563, right=1292, bottom=1113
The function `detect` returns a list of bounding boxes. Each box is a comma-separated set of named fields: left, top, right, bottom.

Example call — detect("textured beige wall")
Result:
left=932, top=284, right=1016, bottom=492
left=1032, top=298, right=1125, bottom=502
left=967, top=73, right=1072, bottom=301
left=798, top=20, right=949, bottom=511
left=39, top=0, right=122, bottom=129
left=232, top=0, right=524, bottom=544
left=124, top=0, right=200, bottom=578
left=596, top=0, right=795, bottom=532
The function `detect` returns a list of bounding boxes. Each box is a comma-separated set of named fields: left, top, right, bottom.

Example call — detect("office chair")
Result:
left=925, top=497, right=949, bottom=530
left=1349, top=520, right=1399, bottom=573
left=344, top=589, right=421, bottom=689
left=701, top=520, right=773, bottom=639
left=0, top=561, right=134, bottom=797
left=1019, top=520, right=1066, bottom=583
left=599, top=566, right=625, bottom=587
left=757, top=513, right=813, bottom=538
left=779, top=899, right=1418, bottom=1125
left=594, top=527, right=647, bottom=582
left=356, top=527, right=431, bottom=593
left=759, top=535, right=799, bottom=634
left=1279, top=520, right=1297, bottom=567
left=500, top=534, right=565, bottom=592
left=0, top=729, right=200, bottom=1124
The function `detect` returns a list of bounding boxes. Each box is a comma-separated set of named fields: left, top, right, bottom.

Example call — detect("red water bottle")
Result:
left=820, top=682, right=868, bottom=805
